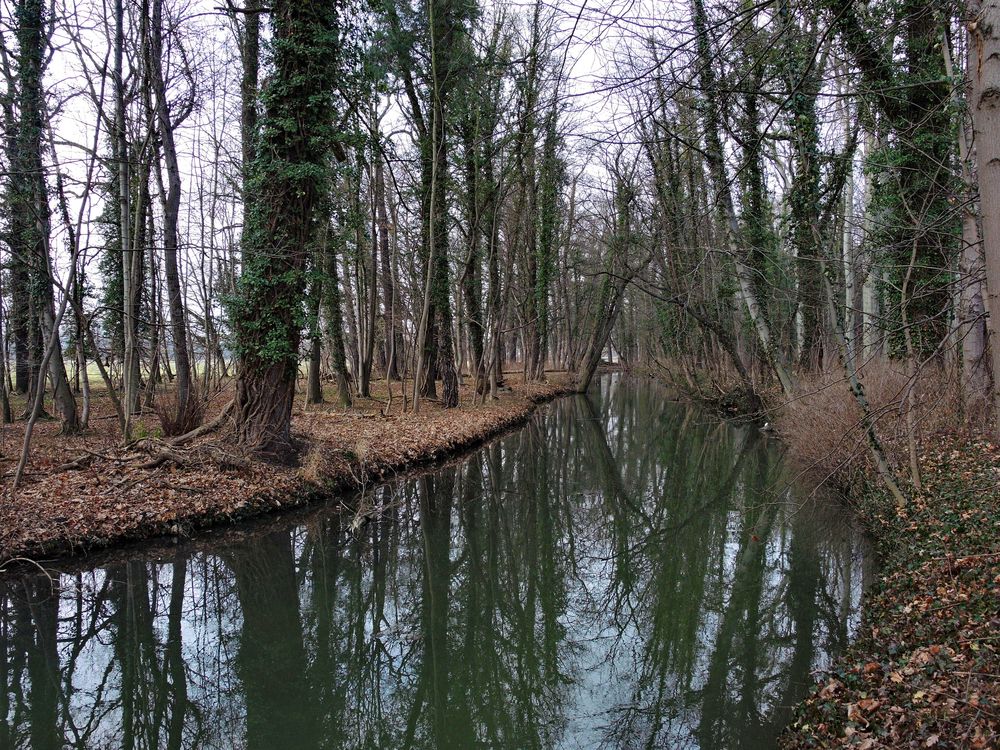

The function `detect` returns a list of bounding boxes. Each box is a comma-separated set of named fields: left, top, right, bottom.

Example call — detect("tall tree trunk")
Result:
left=239, top=0, right=259, bottom=192
left=323, top=229, right=352, bottom=408
left=13, top=0, right=78, bottom=433
left=150, top=0, right=193, bottom=423
left=355, top=152, right=377, bottom=398
left=374, top=151, right=401, bottom=380
left=413, top=130, right=439, bottom=404
left=115, top=0, right=142, bottom=436
left=232, top=0, right=339, bottom=456
left=970, top=0, right=1000, bottom=436
left=306, top=275, right=324, bottom=405
left=574, top=272, right=631, bottom=393
left=485, top=153, right=504, bottom=395
left=779, top=1, right=824, bottom=370
left=431, top=121, right=460, bottom=407
left=0, top=299, right=12, bottom=423
left=10, top=265, right=29, bottom=395
left=340, top=247, right=360, bottom=380
left=520, top=3, right=542, bottom=380
left=0, top=34, right=28, bottom=397
left=461, top=115, right=486, bottom=386
left=534, top=101, right=560, bottom=381
left=946, top=30, right=990, bottom=412
left=409, top=0, right=459, bottom=409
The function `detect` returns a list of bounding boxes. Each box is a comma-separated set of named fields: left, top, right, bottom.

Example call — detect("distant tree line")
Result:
left=0, top=0, right=998, bottom=470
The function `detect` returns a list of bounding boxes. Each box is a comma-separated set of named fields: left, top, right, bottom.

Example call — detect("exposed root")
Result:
left=56, top=400, right=236, bottom=474
left=170, top=399, right=235, bottom=446
left=138, top=441, right=250, bottom=471
left=56, top=449, right=115, bottom=472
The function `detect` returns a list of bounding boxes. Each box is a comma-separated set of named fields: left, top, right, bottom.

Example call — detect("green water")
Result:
left=0, top=376, right=868, bottom=749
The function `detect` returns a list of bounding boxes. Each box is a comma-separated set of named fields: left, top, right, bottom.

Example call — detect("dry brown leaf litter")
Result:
left=0, top=375, right=573, bottom=563
left=783, top=436, right=1000, bottom=749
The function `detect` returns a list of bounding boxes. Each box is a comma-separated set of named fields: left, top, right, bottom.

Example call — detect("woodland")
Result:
left=0, top=0, right=997, bottom=491
left=0, top=0, right=999, bottom=745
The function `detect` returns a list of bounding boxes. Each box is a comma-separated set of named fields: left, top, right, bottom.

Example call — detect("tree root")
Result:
left=56, top=400, right=236, bottom=474
left=138, top=442, right=250, bottom=471
left=170, top=399, right=235, bottom=446
left=55, top=450, right=114, bottom=472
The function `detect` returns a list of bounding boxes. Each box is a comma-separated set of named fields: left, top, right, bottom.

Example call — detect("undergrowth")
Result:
left=778, top=361, right=970, bottom=495
left=781, top=435, right=999, bottom=749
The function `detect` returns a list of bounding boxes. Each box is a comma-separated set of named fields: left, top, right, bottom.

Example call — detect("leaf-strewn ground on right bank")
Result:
left=783, top=436, right=1000, bottom=749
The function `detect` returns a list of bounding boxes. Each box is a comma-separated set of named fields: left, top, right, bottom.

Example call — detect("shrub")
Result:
left=154, top=386, right=206, bottom=437
left=778, top=359, right=971, bottom=493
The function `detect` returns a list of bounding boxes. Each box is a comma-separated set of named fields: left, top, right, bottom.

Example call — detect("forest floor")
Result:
left=0, top=373, right=575, bottom=565
left=782, top=435, right=1000, bottom=749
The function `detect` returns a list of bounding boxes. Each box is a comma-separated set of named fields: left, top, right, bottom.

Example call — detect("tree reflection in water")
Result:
left=0, top=376, right=868, bottom=749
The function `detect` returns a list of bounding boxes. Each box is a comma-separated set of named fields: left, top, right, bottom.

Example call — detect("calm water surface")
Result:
left=0, top=376, right=868, bottom=749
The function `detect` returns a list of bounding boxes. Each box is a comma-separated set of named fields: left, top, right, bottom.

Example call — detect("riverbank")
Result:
left=647, top=362, right=999, bottom=747
left=781, top=436, right=1000, bottom=749
left=0, top=375, right=574, bottom=565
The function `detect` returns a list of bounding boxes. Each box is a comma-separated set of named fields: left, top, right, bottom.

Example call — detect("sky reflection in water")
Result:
left=0, top=376, right=869, bottom=749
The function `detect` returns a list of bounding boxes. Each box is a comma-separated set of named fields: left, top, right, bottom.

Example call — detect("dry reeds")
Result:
left=778, top=359, right=973, bottom=493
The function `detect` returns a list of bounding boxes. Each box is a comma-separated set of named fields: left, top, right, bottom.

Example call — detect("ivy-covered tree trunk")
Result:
left=1, top=77, right=30, bottom=396
left=382, top=0, right=464, bottom=409
left=239, top=0, right=259, bottom=192
left=534, top=102, right=561, bottom=381
left=485, top=152, right=505, bottom=394
left=422, top=0, right=461, bottom=408
left=430, top=117, right=460, bottom=407
left=232, top=0, right=338, bottom=457
left=12, top=0, right=78, bottom=433
left=827, top=0, right=955, bottom=359
left=460, top=114, right=486, bottom=386
left=414, top=132, right=439, bottom=401
left=779, top=1, right=825, bottom=370
left=518, top=11, right=542, bottom=381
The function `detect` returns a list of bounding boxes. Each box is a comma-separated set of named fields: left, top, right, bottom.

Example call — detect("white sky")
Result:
left=2, top=0, right=859, bottom=338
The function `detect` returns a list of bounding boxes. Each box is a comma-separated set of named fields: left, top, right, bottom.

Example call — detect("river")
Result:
left=0, top=375, right=869, bottom=749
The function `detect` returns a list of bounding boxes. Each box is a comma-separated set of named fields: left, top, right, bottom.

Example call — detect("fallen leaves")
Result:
left=0, top=375, right=574, bottom=565
left=782, top=436, right=1000, bottom=749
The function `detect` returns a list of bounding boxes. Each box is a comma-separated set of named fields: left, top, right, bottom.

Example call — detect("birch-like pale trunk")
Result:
left=970, top=0, right=1000, bottom=436
left=945, top=29, right=990, bottom=411
left=113, top=0, right=140, bottom=437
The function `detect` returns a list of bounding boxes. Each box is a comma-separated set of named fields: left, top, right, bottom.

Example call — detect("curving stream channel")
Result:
left=0, top=375, right=869, bottom=749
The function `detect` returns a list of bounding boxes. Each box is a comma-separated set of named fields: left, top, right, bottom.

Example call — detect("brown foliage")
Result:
left=783, top=436, right=1000, bottom=749
left=153, top=386, right=206, bottom=437
left=778, top=360, right=969, bottom=493
left=0, top=374, right=573, bottom=563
